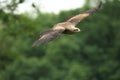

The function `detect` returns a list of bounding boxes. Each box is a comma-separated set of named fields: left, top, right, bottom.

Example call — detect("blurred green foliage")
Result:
left=0, top=0, right=120, bottom=80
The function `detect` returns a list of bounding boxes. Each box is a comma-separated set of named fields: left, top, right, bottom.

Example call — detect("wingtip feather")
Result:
left=32, top=39, right=43, bottom=47
left=32, top=41, right=39, bottom=47
left=98, top=1, right=103, bottom=9
left=85, top=1, right=102, bottom=14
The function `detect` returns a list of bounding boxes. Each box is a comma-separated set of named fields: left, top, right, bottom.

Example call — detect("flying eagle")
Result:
left=32, top=1, right=102, bottom=47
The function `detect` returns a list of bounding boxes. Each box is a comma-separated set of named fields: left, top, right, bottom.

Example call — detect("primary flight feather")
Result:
left=32, top=1, right=102, bottom=47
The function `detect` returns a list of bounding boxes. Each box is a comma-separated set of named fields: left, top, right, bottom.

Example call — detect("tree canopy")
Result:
left=0, top=0, right=120, bottom=80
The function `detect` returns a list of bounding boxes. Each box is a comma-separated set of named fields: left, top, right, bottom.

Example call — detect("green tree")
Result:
left=0, top=0, right=120, bottom=80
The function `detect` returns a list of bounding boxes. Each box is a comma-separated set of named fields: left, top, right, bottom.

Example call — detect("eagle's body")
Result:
left=53, top=22, right=76, bottom=33
left=32, top=1, right=102, bottom=47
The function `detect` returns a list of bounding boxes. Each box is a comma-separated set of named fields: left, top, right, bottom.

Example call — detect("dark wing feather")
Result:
left=66, top=1, right=102, bottom=25
left=32, top=29, right=64, bottom=47
left=39, top=29, right=53, bottom=36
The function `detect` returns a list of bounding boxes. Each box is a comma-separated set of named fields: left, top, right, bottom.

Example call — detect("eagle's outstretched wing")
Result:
left=32, top=1, right=102, bottom=47
left=66, top=1, right=102, bottom=25
left=32, top=29, right=64, bottom=47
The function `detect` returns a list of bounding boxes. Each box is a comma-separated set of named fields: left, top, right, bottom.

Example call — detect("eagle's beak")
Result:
left=74, top=28, right=80, bottom=32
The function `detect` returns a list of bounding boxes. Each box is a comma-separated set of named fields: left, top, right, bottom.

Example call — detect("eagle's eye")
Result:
left=74, top=28, right=80, bottom=32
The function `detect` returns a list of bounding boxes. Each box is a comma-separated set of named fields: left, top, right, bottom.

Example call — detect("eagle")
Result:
left=32, top=1, right=102, bottom=47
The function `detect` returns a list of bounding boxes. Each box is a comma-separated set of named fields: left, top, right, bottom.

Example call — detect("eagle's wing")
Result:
left=32, top=29, right=64, bottom=47
left=66, top=1, right=102, bottom=26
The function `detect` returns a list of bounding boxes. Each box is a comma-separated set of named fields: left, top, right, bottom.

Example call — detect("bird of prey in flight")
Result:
left=32, top=1, right=102, bottom=47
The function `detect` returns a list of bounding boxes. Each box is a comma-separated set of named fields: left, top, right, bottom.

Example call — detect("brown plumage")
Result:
left=32, top=1, right=102, bottom=47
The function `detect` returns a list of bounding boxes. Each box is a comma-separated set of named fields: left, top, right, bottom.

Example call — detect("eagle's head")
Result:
left=73, top=28, right=80, bottom=32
